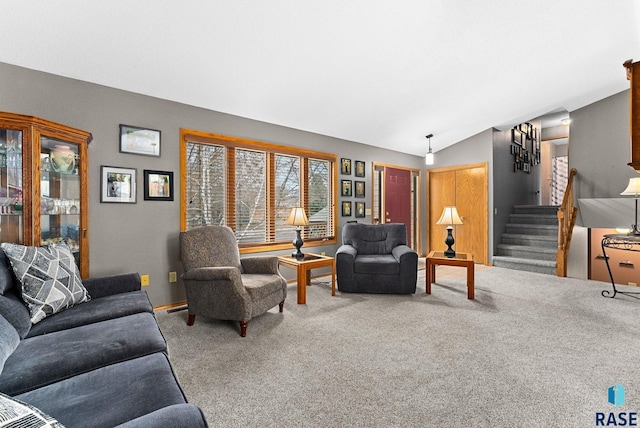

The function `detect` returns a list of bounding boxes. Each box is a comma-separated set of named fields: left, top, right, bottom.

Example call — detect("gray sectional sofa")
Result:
left=0, top=250, right=207, bottom=427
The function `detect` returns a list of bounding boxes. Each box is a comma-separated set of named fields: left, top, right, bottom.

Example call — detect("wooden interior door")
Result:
left=428, top=170, right=455, bottom=253
left=384, top=167, right=412, bottom=244
left=428, top=163, right=488, bottom=264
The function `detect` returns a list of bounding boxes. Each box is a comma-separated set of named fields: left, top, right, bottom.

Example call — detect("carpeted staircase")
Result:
left=493, top=205, right=558, bottom=275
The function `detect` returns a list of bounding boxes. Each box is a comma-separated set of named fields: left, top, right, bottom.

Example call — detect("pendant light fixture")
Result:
left=425, top=134, right=434, bottom=165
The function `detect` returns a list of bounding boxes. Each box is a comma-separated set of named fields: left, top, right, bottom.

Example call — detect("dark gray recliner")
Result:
left=336, top=223, right=418, bottom=294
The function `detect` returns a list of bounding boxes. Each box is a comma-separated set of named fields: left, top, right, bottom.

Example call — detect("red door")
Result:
left=385, top=167, right=412, bottom=245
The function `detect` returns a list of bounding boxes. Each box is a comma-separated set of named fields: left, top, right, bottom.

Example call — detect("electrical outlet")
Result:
left=140, top=275, right=149, bottom=286
left=169, top=271, right=177, bottom=283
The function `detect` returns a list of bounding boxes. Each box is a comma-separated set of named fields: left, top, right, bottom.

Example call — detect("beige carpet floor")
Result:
left=156, top=265, right=640, bottom=427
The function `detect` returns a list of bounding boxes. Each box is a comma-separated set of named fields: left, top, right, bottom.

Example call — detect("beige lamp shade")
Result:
left=285, top=207, right=309, bottom=226
left=436, top=206, right=463, bottom=226
left=621, top=177, right=640, bottom=196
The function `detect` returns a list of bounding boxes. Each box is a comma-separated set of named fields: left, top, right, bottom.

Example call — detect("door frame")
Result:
left=427, top=162, right=488, bottom=265
left=372, top=162, right=422, bottom=255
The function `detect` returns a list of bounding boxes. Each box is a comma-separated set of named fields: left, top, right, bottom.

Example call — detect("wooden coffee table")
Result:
left=426, top=251, right=474, bottom=299
left=277, top=253, right=335, bottom=304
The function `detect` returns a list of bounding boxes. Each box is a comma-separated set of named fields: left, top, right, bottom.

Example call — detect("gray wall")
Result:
left=427, top=128, right=495, bottom=261
left=570, top=90, right=633, bottom=200
left=0, top=62, right=423, bottom=306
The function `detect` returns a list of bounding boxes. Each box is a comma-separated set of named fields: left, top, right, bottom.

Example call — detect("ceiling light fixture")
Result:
left=425, top=134, right=434, bottom=165
left=561, top=118, right=571, bottom=126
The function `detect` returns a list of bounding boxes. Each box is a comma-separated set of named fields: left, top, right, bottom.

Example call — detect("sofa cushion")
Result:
left=114, top=403, right=208, bottom=428
left=27, top=290, right=153, bottom=338
left=354, top=254, right=401, bottom=275
left=0, top=312, right=167, bottom=396
left=0, top=392, right=64, bottom=427
left=0, top=289, right=31, bottom=338
left=0, top=314, right=19, bottom=375
left=0, top=242, right=90, bottom=324
left=342, top=223, right=407, bottom=255
left=16, top=353, right=189, bottom=428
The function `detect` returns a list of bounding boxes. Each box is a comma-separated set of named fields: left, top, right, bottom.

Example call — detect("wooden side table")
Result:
left=426, top=251, right=474, bottom=299
left=277, top=253, right=335, bottom=304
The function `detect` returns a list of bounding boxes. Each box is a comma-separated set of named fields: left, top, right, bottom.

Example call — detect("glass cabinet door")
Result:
left=0, top=127, right=23, bottom=244
left=40, top=137, right=81, bottom=261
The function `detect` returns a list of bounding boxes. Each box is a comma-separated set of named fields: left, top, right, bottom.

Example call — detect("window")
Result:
left=181, top=129, right=337, bottom=253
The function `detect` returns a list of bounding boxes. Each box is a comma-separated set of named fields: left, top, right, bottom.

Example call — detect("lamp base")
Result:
left=292, top=228, right=305, bottom=259
left=444, top=226, right=456, bottom=258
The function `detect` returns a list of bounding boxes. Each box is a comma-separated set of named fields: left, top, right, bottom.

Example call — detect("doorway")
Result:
left=427, top=163, right=488, bottom=264
left=372, top=163, right=421, bottom=252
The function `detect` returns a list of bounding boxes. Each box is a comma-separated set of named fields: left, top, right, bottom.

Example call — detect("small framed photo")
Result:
left=355, top=202, right=366, bottom=218
left=101, top=166, right=136, bottom=203
left=511, top=128, right=522, bottom=146
left=355, top=181, right=365, bottom=198
left=341, top=158, right=352, bottom=175
left=342, top=201, right=352, bottom=217
left=355, top=160, right=365, bottom=177
left=341, top=179, right=352, bottom=197
left=143, top=170, right=174, bottom=201
left=119, top=124, right=161, bottom=157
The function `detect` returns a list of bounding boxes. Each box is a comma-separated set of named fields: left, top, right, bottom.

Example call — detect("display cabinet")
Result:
left=0, top=112, right=92, bottom=277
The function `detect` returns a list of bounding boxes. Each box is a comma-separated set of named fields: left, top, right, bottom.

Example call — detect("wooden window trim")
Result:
left=180, top=128, right=338, bottom=253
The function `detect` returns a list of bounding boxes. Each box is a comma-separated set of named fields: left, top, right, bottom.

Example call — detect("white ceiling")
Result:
left=1, top=1, right=639, bottom=157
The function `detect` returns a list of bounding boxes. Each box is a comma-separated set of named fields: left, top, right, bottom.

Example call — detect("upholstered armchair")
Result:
left=179, top=225, right=287, bottom=337
left=336, top=223, right=418, bottom=294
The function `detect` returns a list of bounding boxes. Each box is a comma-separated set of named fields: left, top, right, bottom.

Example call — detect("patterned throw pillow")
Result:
left=0, top=392, right=64, bottom=427
left=0, top=242, right=90, bottom=325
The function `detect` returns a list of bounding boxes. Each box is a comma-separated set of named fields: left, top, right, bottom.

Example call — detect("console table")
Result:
left=601, top=234, right=640, bottom=299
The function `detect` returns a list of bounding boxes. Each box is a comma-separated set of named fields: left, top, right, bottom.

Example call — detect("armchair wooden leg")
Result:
left=279, top=300, right=284, bottom=312
left=187, top=314, right=195, bottom=326
left=239, top=321, right=249, bottom=337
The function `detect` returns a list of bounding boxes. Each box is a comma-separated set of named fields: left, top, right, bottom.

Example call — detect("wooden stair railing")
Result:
left=556, top=168, right=578, bottom=277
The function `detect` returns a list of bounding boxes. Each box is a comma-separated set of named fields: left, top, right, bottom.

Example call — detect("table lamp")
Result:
left=436, top=206, right=463, bottom=257
left=285, top=207, right=309, bottom=259
left=621, top=177, right=640, bottom=235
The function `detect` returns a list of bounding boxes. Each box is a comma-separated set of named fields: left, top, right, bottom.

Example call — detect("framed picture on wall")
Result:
left=355, top=202, right=365, bottom=218
left=342, top=201, right=352, bottom=216
left=143, top=170, right=174, bottom=201
left=119, top=124, right=161, bottom=157
left=355, top=181, right=365, bottom=198
left=511, top=128, right=523, bottom=146
left=341, top=179, right=352, bottom=197
left=100, top=165, right=136, bottom=203
left=341, top=158, right=352, bottom=175
left=355, top=160, right=365, bottom=177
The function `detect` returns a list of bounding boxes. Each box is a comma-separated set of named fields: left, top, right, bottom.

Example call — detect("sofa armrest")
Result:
left=392, top=245, right=417, bottom=264
left=240, top=256, right=279, bottom=274
left=82, top=273, right=141, bottom=299
left=114, top=404, right=208, bottom=428
left=336, top=244, right=357, bottom=260
left=182, top=267, right=241, bottom=282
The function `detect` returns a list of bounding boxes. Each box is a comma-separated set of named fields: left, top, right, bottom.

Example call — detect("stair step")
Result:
left=501, top=233, right=557, bottom=248
left=513, top=205, right=560, bottom=215
left=505, top=223, right=558, bottom=236
left=509, top=213, right=558, bottom=225
left=496, top=244, right=556, bottom=261
left=492, top=256, right=556, bottom=275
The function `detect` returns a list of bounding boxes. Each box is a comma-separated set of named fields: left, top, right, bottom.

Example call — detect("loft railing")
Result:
left=556, top=168, right=578, bottom=277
